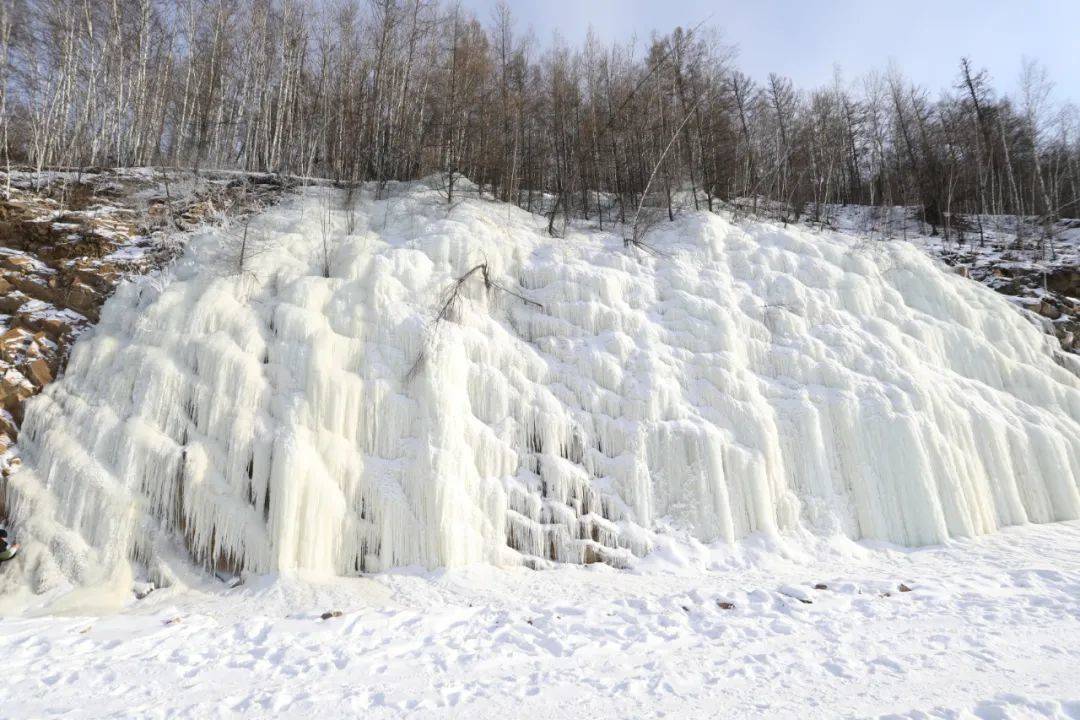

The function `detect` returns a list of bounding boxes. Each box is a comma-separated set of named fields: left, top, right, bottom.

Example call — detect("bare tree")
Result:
left=2, top=1, right=1075, bottom=243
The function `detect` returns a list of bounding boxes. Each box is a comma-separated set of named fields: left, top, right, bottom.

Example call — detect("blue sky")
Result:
left=458, top=0, right=1079, bottom=103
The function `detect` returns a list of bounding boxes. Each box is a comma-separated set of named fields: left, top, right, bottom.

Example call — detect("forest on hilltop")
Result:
left=2, top=0, right=1079, bottom=249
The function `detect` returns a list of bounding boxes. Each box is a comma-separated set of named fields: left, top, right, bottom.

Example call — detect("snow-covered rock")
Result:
left=4, top=182, right=1080, bottom=590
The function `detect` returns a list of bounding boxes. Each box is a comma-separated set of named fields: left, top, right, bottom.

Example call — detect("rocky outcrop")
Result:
left=985, top=266, right=1080, bottom=354
left=936, top=234, right=1080, bottom=355
left=0, top=169, right=285, bottom=451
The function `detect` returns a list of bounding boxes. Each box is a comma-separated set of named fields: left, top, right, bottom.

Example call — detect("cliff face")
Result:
left=0, top=170, right=284, bottom=451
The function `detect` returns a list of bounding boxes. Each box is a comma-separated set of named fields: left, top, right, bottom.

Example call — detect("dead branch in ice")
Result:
left=405, top=262, right=542, bottom=383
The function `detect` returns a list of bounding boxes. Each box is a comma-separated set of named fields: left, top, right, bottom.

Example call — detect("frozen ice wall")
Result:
left=5, top=183, right=1080, bottom=589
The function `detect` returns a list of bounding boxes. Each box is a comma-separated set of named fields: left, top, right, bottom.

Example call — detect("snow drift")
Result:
left=4, top=182, right=1080, bottom=590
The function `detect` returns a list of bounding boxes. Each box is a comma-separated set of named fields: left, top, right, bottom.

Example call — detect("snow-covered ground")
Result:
left=1, top=521, right=1079, bottom=719
left=2, top=181, right=1079, bottom=718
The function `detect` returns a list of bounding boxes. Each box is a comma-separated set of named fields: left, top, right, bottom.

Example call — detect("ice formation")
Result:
left=4, top=182, right=1080, bottom=589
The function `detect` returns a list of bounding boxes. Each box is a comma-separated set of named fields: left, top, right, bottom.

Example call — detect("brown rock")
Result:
left=0, top=369, right=35, bottom=419
left=23, top=314, right=74, bottom=340
left=0, top=289, right=28, bottom=314
left=0, top=253, right=35, bottom=272
left=0, top=368, right=31, bottom=394
left=1038, top=301, right=1062, bottom=320
left=0, top=411, right=17, bottom=440
left=24, top=358, right=53, bottom=387
left=9, top=274, right=62, bottom=305
left=0, top=327, right=35, bottom=363
left=0, top=326, right=29, bottom=344
left=64, top=282, right=102, bottom=316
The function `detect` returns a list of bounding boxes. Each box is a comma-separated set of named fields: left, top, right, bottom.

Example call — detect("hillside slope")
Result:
left=3, top=182, right=1080, bottom=592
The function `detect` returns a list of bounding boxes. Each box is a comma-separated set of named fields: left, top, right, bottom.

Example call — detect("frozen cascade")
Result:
left=4, top=183, right=1080, bottom=590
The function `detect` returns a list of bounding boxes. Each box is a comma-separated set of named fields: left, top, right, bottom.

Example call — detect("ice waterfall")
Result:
left=4, top=183, right=1080, bottom=589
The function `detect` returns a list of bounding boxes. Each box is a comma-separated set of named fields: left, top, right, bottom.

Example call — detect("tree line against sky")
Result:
left=2, top=0, right=1079, bottom=248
